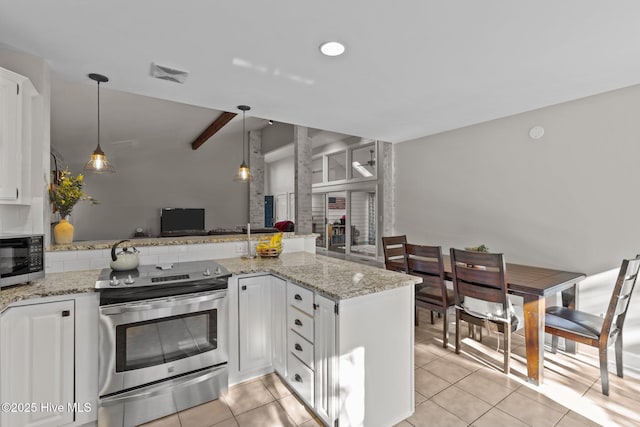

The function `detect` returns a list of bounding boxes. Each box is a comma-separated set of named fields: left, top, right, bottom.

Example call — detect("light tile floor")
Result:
left=141, top=308, right=640, bottom=427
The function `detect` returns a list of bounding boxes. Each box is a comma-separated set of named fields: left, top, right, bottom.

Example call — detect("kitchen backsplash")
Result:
left=45, top=237, right=312, bottom=273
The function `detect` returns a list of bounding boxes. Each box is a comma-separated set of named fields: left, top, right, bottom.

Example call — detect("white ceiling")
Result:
left=3, top=1, right=640, bottom=143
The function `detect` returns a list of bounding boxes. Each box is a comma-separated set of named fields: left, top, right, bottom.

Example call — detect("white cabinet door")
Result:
left=0, top=68, right=22, bottom=201
left=238, top=276, right=272, bottom=373
left=0, top=300, right=75, bottom=427
left=271, top=276, right=287, bottom=376
left=314, top=294, right=337, bottom=426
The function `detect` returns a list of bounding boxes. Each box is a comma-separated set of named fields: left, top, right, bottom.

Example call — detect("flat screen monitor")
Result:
left=160, top=208, right=205, bottom=235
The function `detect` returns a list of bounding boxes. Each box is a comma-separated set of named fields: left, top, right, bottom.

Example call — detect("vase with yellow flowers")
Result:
left=49, top=169, right=98, bottom=244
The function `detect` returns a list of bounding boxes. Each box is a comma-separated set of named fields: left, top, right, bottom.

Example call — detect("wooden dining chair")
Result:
left=545, top=255, right=640, bottom=396
left=405, top=244, right=455, bottom=347
left=450, top=248, right=520, bottom=374
left=381, top=235, right=407, bottom=272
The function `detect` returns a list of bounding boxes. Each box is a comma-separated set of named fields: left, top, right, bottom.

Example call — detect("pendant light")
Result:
left=84, top=73, right=115, bottom=173
left=234, top=105, right=252, bottom=182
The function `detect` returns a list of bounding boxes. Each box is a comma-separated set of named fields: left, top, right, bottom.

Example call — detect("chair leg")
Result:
left=442, top=310, right=449, bottom=348
left=430, top=310, right=435, bottom=325
left=455, top=309, right=461, bottom=354
left=615, top=334, right=624, bottom=378
left=504, top=325, right=511, bottom=375
left=599, top=345, right=610, bottom=396
left=550, top=335, right=559, bottom=354
left=415, top=305, right=419, bottom=327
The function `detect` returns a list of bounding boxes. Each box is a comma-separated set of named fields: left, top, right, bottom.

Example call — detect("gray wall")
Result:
left=262, top=122, right=293, bottom=153
left=68, top=132, right=250, bottom=240
left=51, top=79, right=253, bottom=241
left=394, top=83, right=640, bottom=374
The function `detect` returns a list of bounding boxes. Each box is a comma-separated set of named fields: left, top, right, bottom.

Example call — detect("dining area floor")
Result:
left=401, top=309, right=640, bottom=427
left=141, top=307, right=640, bottom=427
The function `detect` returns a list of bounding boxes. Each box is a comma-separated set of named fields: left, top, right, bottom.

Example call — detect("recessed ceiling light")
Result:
left=319, top=41, right=345, bottom=57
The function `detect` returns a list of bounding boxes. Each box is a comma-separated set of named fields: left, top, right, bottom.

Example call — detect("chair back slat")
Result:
left=405, top=244, right=444, bottom=279
left=450, top=248, right=508, bottom=310
left=450, top=250, right=504, bottom=269
left=603, top=255, right=640, bottom=338
left=382, top=235, right=407, bottom=272
left=457, top=281, right=504, bottom=304
left=407, top=257, right=441, bottom=276
left=386, top=246, right=406, bottom=258
left=405, top=244, right=449, bottom=307
left=454, top=267, right=503, bottom=289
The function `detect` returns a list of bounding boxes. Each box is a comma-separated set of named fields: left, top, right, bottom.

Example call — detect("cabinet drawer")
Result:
left=288, top=329, right=314, bottom=369
left=287, top=282, right=314, bottom=316
left=287, top=352, right=314, bottom=405
left=288, top=305, right=313, bottom=343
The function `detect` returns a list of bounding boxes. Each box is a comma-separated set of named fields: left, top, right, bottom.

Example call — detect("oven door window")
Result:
left=115, top=309, right=217, bottom=372
left=0, top=240, right=30, bottom=277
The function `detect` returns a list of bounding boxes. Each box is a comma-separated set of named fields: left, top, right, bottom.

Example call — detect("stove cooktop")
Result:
left=95, top=260, right=230, bottom=289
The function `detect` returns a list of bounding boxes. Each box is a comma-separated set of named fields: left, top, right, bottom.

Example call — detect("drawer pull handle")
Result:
left=295, top=343, right=303, bottom=351
left=294, top=374, right=303, bottom=383
left=294, top=294, right=302, bottom=301
left=61, top=310, right=70, bottom=317
left=294, top=319, right=303, bottom=326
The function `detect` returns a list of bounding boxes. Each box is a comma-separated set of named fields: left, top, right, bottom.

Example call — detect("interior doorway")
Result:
left=327, top=191, right=347, bottom=254
left=349, top=190, right=377, bottom=257
left=311, top=189, right=377, bottom=258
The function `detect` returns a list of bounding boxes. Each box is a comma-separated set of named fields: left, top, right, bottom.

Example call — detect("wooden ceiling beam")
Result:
left=191, top=111, right=237, bottom=150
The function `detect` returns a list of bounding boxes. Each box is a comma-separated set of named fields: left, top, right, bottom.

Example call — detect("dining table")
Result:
left=441, top=255, right=586, bottom=385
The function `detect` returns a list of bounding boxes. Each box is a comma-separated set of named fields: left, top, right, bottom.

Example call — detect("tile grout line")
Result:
left=427, top=385, right=479, bottom=426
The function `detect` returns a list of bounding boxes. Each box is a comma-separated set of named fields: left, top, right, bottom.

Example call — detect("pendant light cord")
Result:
left=242, top=108, right=246, bottom=163
left=97, top=81, right=101, bottom=151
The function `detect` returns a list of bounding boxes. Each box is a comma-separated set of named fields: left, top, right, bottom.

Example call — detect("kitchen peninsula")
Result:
left=0, top=252, right=419, bottom=427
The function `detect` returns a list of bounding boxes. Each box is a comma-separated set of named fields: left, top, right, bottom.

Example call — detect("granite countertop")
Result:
left=215, top=252, right=421, bottom=299
left=0, top=252, right=420, bottom=312
left=0, top=269, right=98, bottom=311
left=47, top=232, right=313, bottom=251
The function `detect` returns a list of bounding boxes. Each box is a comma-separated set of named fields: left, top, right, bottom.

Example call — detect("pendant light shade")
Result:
left=84, top=73, right=115, bottom=173
left=234, top=105, right=252, bottom=182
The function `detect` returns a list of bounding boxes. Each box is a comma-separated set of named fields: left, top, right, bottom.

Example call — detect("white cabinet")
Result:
left=0, top=300, right=75, bottom=427
left=0, top=68, right=21, bottom=201
left=286, top=282, right=316, bottom=405
left=284, top=282, right=337, bottom=427
left=284, top=283, right=414, bottom=427
left=0, top=66, right=37, bottom=204
left=271, top=275, right=287, bottom=376
left=314, top=294, right=337, bottom=426
left=233, top=274, right=413, bottom=427
left=238, top=275, right=272, bottom=374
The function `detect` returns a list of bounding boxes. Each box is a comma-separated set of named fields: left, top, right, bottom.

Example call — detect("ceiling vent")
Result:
left=150, top=63, right=189, bottom=84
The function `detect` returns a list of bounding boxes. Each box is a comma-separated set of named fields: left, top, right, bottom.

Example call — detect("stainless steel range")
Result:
left=96, top=260, right=230, bottom=427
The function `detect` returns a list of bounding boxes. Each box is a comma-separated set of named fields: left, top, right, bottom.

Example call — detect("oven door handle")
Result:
left=100, top=290, right=226, bottom=315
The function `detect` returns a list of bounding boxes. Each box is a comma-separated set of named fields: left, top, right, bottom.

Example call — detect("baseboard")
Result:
left=228, top=365, right=274, bottom=387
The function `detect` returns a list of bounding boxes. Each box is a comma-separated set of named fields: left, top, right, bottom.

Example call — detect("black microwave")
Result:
left=0, top=234, right=45, bottom=288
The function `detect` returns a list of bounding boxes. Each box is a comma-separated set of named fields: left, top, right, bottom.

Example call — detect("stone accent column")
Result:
left=294, top=126, right=312, bottom=234
left=249, top=129, right=265, bottom=227
left=378, top=141, right=394, bottom=253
